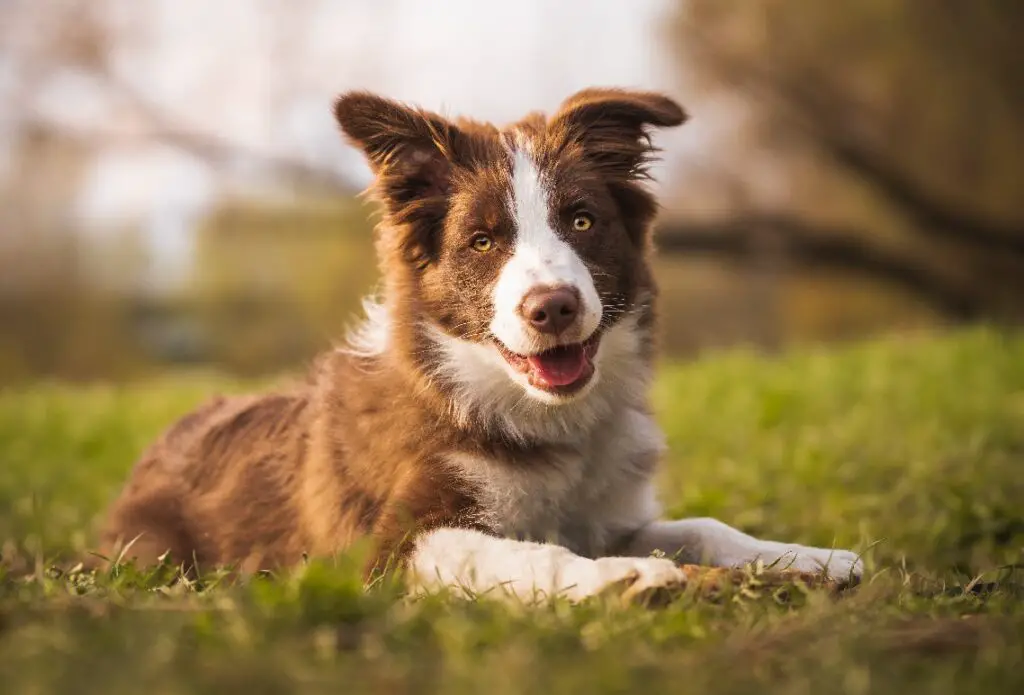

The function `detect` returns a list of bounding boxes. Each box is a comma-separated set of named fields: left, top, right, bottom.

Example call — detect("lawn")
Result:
left=1, top=327, right=1022, bottom=694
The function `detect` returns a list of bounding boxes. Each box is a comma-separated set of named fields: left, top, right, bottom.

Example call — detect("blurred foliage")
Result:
left=4, top=0, right=1024, bottom=380
left=664, top=0, right=1024, bottom=322
left=656, top=256, right=943, bottom=355
left=187, top=195, right=378, bottom=375
left=0, top=127, right=151, bottom=382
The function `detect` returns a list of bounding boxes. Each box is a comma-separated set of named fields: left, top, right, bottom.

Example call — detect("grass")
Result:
left=1, top=327, right=1023, bottom=694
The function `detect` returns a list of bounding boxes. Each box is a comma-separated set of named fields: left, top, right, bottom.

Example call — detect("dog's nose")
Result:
left=520, top=286, right=580, bottom=335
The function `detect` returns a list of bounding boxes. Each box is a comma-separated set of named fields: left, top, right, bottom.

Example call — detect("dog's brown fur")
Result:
left=99, top=88, right=687, bottom=577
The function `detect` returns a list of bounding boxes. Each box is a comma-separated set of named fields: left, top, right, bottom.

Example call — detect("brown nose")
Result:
left=520, top=286, right=580, bottom=335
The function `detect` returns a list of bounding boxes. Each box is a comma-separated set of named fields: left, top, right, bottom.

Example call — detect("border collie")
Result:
left=100, top=88, right=862, bottom=601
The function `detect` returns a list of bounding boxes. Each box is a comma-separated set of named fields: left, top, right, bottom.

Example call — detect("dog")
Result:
left=99, top=88, right=863, bottom=601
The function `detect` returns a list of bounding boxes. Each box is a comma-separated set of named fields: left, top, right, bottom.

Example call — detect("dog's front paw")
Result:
left=561, top=556, right=688, bottom=603
left=768, top=545, right=863, bottom=580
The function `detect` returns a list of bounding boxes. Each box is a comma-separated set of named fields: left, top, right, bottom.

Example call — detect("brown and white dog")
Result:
left=100, top=88, right=862, bottom=601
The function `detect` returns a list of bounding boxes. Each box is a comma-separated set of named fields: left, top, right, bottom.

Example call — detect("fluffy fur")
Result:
left=99, top=88, right=862, bottom=601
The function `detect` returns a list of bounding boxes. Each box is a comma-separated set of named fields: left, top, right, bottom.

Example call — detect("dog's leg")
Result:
left=623, top=518, right=863, bottom=578
left=408, top=527, right=687, bottom=602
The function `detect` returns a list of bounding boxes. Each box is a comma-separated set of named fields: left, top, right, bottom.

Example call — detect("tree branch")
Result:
left=795, top=100, right=1024, bottom=256
left=678, top=18, right=1024, bottom=258
left=102, top=73, right=360, bottom=195
left=655, top=215, right=983, bottom=319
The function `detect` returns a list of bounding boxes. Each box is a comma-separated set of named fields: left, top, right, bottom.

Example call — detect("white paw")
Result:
left=754, top=544, right=863, bottom=579
left=561, top=556, right=688, bottom=603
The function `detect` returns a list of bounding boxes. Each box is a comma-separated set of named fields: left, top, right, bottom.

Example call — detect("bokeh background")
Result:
left=3, top=0, right=1022, bottom=383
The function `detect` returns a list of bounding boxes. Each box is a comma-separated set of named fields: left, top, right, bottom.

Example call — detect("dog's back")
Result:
left=101, top=391, right=312, bottom=571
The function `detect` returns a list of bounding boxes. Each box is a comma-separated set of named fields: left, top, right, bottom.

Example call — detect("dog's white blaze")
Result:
left=490, top=147, right=602, bottom=355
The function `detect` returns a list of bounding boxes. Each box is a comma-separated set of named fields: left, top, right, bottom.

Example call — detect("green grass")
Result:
left=1, top=327, right=1023, bottom=694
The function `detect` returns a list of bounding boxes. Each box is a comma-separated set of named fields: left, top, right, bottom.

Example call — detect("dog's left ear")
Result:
left=550, top=88, right=687, bottom=179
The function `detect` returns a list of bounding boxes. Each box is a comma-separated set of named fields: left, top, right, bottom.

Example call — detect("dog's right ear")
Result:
left=333, top=91, right=467, bottom=209
left=334, top=91, right=472, bottom=267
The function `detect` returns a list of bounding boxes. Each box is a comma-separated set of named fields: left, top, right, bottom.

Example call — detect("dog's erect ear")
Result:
left=334, top=91, right=468, bottom=206
left=550, top=88, right=687, bottom=180
left=334, top=91, right=469, bottom=266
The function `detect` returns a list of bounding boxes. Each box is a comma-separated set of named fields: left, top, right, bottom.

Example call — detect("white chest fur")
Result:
left=447, top=407, right=666, bottom=557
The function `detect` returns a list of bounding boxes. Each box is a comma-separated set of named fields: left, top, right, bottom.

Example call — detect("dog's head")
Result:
left=334, top=89, right=685, bottom=426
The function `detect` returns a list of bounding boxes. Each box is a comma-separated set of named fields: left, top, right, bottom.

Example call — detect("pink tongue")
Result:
left=527, top=346, right=588, bottom=387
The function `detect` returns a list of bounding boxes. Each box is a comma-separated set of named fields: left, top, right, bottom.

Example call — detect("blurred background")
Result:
left=2, top=0, right=1022, bottom=383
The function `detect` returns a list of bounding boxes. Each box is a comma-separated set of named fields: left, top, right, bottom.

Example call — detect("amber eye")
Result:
left=471, top=234, right=494, bottom=252
left=572, top=212, right=594, bottom=232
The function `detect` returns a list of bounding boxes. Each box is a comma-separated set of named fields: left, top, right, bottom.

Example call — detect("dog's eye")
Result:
left=471, top=234, right=494, bottom=253
left=571, top=212, right=594, bottom=232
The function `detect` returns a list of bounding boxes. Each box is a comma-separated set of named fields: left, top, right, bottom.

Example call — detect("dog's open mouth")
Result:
left=494, top=334, right=601, bottom=394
